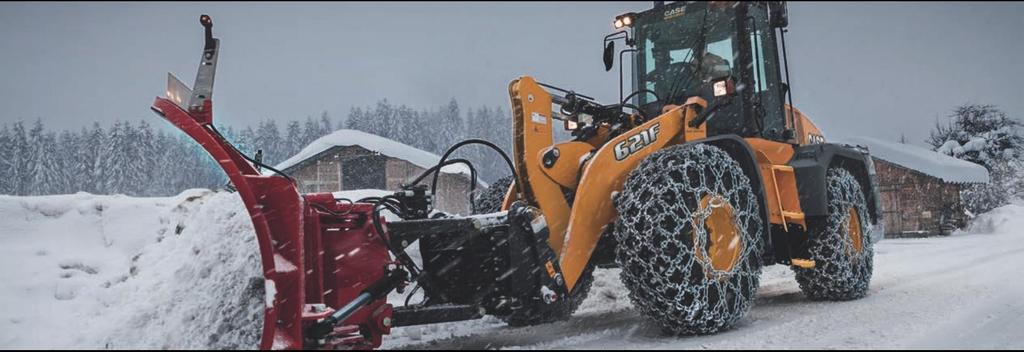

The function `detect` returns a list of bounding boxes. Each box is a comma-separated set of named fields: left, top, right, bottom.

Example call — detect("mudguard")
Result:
left=789, top=143, right=883, bottom=225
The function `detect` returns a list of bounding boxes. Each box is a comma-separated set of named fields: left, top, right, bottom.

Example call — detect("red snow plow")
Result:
left=151, top=15, right=552, bottom=350
left=152, top=16, right=403, bottom=349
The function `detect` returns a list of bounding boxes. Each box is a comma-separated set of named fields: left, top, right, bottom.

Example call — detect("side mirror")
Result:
left=603, top=41, right=615, bottom=71
left=768, top=1, right=789, bottom=28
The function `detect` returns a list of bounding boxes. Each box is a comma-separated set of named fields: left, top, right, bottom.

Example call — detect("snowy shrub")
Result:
left=928, top=104, right=1024, bottom=214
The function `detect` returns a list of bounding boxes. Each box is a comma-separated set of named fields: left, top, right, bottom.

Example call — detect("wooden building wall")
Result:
left=875, top=159, right=965, bottom=238
left=285, top=145, right=473, bottom=214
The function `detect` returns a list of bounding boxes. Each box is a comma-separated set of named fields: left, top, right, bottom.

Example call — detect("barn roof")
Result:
left=835, top=136, right=989, bottom=184
left=273, top=129, right=473, bottom=178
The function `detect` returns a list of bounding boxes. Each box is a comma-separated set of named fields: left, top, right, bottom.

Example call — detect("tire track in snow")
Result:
left=390, top=229, right=1024, bottom=349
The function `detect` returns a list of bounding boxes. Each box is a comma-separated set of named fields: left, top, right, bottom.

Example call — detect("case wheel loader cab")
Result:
left=633, top=1, right=788, bottom=142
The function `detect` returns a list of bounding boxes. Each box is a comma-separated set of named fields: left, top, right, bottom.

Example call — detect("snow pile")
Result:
left=962, top=200, right=1024, bottom=235
left=0, top=190, right=263, bottom=349
left=836, top=136, right=989, bottom=184
left=273, top=129, right=472, bottom=177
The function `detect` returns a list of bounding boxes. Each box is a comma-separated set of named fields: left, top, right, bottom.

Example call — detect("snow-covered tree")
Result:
left=319, top=111, right=333, bottom=136
left=0, top=125, right=13, bottom=194
left=304, top=116, right=323, bottom=148
left=255, top=119, right=283, bottom=165
left=23, top=120, right=46, bottom=195
left=236, top=126, right=258, bottom=157
left=135, top=120, right=158, bottom=194
left=369, top=99, right=396, bottom=139
left=284, top=120, right=303, bottom=159
left=929, top=104, right=1024, bottom=168
left=30, top=132, right=66, bottom=195
left=101, top=121, right=136, bottom=195
left=436, top=98, right=464, bottom=153
left=345, top=107, right=367, bottom=132
left=82, top=123, right=107, bottom=194
left=55, top=130, right=78, bottom=193
left=396, top=104, right=431, bottom=152
left=928, top=104, right=1024, bottom=214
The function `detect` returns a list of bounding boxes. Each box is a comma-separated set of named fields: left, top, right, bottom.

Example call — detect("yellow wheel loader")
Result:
left=473, top=0, right=882, bottom=332
left=152, top=2, right=882, bottom=348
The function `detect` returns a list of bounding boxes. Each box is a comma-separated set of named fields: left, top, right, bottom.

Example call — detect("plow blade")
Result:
left=152, top=97, right=306, bottom=349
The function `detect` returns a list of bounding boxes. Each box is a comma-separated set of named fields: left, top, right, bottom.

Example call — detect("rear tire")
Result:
left=473, top=175, right=596, bottom=327
left=613, top=144, right=765, bottom=335
left=793, top=167, right=874, bottom=301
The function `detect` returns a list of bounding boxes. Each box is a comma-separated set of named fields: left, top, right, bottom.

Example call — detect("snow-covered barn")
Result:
left=838, top=136, right=989, bottom=238
left=274, top=129, right=480, bottom=214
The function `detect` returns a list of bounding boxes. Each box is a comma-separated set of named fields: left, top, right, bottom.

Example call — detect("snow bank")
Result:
left=0, top=188, right=427, bottom=350
left=835, top=136, right=989, bottom=184
left=273, top=129, right=472, bottom=177
left=0, top=190, right=263, bottom=349
left=962, top=200, right=1024, bottom=235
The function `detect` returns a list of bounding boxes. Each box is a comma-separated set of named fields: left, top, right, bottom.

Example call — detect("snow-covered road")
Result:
left=2, top=191, right=1023, bottom=349
left=385, top=206, right=1024, bottom=349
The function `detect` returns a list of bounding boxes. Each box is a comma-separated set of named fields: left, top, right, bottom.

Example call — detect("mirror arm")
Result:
left=603, top=30, right=631, bottom=45
left=618, top=48, right=638, bottom=106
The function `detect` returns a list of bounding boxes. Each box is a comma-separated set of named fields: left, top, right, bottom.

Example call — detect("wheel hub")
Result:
left=847, top=207, right=864, bottom=253
left=693, top=194, right=742, bottom=275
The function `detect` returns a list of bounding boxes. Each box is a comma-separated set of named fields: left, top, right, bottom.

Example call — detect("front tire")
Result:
left=613, top=144, right=765, bottom=335
left=794, top=167, right=874, bottom=300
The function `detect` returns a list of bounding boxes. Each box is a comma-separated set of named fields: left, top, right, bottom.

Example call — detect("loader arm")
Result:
left=508, top=76, right=710, bottom=290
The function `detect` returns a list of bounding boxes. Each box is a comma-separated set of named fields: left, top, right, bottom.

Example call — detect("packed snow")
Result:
left=4, top=190, right=1024, bottom=349
left=272, top=129, right=473, bottom=177
left=383, top=203, right=1024, bottom=349
left=0, top=190, right=263, bottom=349
left=836, top=136, right=990, bottom=184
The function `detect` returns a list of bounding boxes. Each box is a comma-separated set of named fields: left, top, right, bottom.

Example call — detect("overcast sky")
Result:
left=1, top=2, right=1021, bottom=147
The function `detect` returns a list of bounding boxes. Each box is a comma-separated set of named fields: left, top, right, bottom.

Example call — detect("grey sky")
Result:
left=1, top=1, right=1022, bottom=147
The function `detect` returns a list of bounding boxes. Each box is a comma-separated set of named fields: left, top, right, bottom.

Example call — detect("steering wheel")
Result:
left=654, top=61, right=699, bottom=103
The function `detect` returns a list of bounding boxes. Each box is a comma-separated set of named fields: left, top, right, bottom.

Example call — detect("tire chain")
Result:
left=793, top=167, right=874, bottom=300
left=613, top=143, right=765, bottom=334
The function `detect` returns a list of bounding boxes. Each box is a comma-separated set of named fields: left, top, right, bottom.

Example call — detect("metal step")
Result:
left=790, top=258, right=816, bottom=269
left=771, top=164, right=794, bottom=172
left=782, top=210, right=805, bottom=221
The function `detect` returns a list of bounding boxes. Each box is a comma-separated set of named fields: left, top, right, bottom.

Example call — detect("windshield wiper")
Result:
left=665, top=5, right=711, bottom=104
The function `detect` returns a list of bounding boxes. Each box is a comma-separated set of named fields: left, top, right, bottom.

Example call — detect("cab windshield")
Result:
left=636, top=2, right=738, bottom=106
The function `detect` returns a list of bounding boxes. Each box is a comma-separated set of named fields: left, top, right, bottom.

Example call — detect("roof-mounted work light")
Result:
left=613, top=12, right=637, bottom=29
